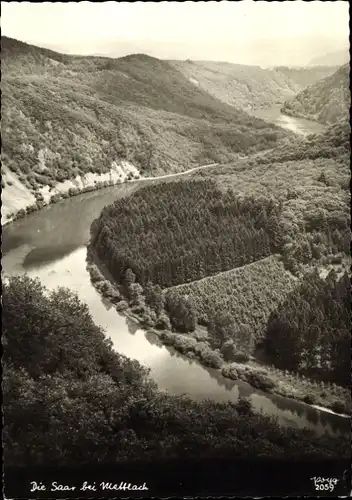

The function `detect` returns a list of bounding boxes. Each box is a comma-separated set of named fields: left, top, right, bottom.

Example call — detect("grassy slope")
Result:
left=281, top=64, right=350, bottom=124
left=169, top=60, right=338, bottom=110
left=1, top=37, right=287, bottom=198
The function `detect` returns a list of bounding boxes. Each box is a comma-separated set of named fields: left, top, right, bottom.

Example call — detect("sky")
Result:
left=1, top=1, right=350, bottom=66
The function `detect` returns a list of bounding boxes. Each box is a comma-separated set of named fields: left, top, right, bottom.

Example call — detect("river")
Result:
left=249, top=105, right=327, bottom=136
left=2, top=109, right=348, bottom=440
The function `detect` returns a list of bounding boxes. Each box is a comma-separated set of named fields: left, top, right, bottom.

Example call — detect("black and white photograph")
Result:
left=1, top=1, right=351, bottom=497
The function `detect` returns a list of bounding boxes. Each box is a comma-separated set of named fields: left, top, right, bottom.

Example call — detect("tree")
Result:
left=208, top=312, right=235, bottom=349
left=235, top=397, right=253, bottom=416
left=129, top=283, right=144, bottom=305
left=145, top=283, right=164, bottom=316
left=166, top=295, right=197, bottom=333
left=123, top=268, right=136, bottom=288
left=234, top=323, right=254, bottom=354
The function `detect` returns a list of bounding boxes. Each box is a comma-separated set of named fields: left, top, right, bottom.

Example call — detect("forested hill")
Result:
left=281, top=64, right=350, bottom=125
left=4, top=276, right=349, bottom=466
left=2, top=36, right=287, bottom=197
left=169, top=60, right=338, bottom=110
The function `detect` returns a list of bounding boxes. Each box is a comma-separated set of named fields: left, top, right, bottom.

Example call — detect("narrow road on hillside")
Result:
left=134, top=162, right=220, bottom=182
left=134, top=146, right=278, bottom=183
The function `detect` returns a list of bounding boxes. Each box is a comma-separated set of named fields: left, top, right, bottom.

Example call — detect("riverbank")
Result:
left=1, top=160, right=141, bottom=227
left=2, top=161, right=221, bottom=228
left=86, top=248, right=351, bottom=419
left=279, top=107, right=323, bottom=126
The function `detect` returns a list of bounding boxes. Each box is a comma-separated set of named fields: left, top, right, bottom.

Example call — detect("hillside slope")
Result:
left=281, top=64, right=350, bottom=125
left=308, top=49, right=349, bottom=67
left=193, top=121, right=350, bottom=275
left=273, top=65, right=340, bottom=89
left=169, top=60, right=338, bottom=111
left=2, top=37, right=288, bottom=222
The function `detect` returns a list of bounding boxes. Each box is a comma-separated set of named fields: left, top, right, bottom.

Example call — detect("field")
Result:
left=165, top=256, right=298, bottom=340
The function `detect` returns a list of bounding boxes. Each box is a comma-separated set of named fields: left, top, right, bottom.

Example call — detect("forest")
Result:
left=3, top=275, right=349, bottom=466
left=165, top=256, right=297, bottom=340
left=2, top=36, right=287, bottom=200
left=90, top=157, right=350, bottom=398
left=264, top=270, right=350, bottom=387
left=281, top=64, right=350, bottom=125
left=91, top=179, right=283, bottom=288
left=193, top=123, right=350, bottom=273
left=171, top=61, right=338, bottom=111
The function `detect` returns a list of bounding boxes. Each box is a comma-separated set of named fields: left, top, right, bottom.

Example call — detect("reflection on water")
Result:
left=249, top=105, right=326, bottom=136
left=2, top=143, right=350, bottom=440
left=23, top=244, right=79, bottom=269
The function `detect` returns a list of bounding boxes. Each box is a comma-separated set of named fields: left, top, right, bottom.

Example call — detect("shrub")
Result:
left=154, top=314, right=171, bottom=331
left=129, top=298, right=145, bottom=307
left=130, top=304, right=146, bottom=315
left=159, top=332, right=177, bottom=345
left=194, top=341, right=210, bottom=356
left=173, top=335, right=198, bottom=354
left=303, top=393, right=317, bottom=405
left=68, top=187, right=79, bottom=196
left=141, top=309, right=157, bottom=328
left=232, top=351, right=250, bottom=363
left=330, top=401, right=347, bottom=415
left=198, top=347, right=223, bottom=369
left=89, top=264, right=105, bottom=283
left=94, top=280, right=105, bottom=291
left=235, top=397, right=253, bottom=416
left=101, top=282, right=121, bottom=302
left=116, top=301, right=128, bottom=311
left=220, top=340, right=237, bottom=362
left=246, top=372, right=276, bottom=392
left=221, top=364, right=239, bottom=380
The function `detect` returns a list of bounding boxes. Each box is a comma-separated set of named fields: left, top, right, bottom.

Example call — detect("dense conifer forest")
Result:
left=91, top=180, right=283, bottom=288
left=265, top=270, right=350, bottom=387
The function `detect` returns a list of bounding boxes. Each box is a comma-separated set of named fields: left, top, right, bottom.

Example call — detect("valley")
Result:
left=170, top=60, right=338, bottom=111
left=2, top=36, right=291, bottom=224
left=86, top=122, right=350, bottom=416
left=281, top=64, right=350, bottom=124
left=2, top=26, right=350, bottom=481
left=2, top=171, right=350, bottom=440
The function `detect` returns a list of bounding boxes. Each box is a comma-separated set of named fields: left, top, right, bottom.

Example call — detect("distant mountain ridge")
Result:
left=169, top=60, right=339, bottom=111
left=281, top=64, right=350, bottom=125
left=308, top=49, right=349, bottom=67
left=1, top=36, right=288, bottom=221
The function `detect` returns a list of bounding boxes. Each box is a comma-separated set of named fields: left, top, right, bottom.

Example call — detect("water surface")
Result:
left=2, top=112, right=348, bottom=439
